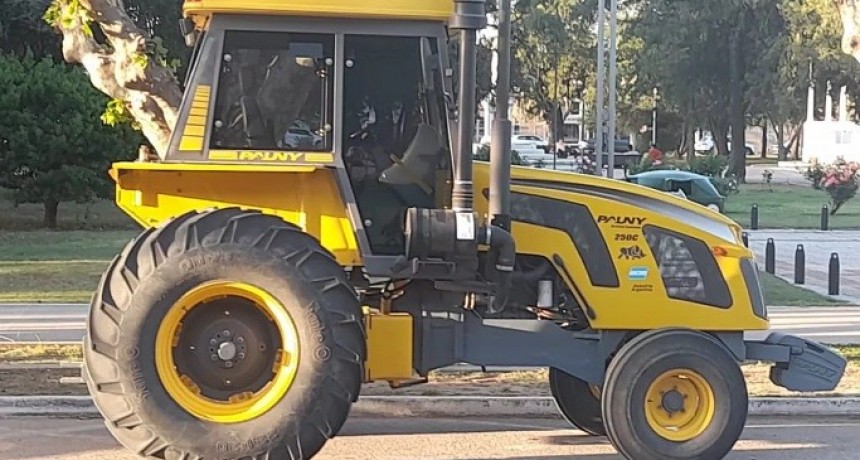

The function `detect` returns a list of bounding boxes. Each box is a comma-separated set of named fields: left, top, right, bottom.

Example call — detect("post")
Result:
left=821, top=205, right=830, bottom=231
left=594, top=0, right=606, bottom=176
left=742, top=232, right=749, bottom=248
left=607, top=0, right=618, bottom=179
left=794, top=244, right=805, bottom=285
left=751, top=204, right=759, bottom=230
left=829, top=252, right=840, bottom=296
left=651, top=86, right=658, bottom=146
left=765, top=238, right=775, bottom=274
left=489, top=0, right=512, bottom=230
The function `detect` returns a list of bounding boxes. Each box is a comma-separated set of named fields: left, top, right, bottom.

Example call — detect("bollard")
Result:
left=829, top=253, right=840, bottom=296
left=742, top=232, right=749, bottom=248
left=821, top=205, right=830, bottom=231
left=765, top=238, right=775, bottom=274
left=751, top=204, right=759, bottom=230
left=794, top=245, right=805, bottom=285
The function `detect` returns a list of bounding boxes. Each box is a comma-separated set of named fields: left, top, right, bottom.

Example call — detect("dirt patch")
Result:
left=1, top=363, right=856, bottom=398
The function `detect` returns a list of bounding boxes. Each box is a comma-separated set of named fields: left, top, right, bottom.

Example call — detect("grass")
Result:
left=759, top=272, right=848, bottom=307
left=726, top=184, right=860, bottom=229
left=0, top=229, right=137, bottom=302
left=0, top=198, right=137, bottom=231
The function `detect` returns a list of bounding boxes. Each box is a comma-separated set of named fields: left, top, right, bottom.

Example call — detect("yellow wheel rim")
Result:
left=155, top=281, right=300, bottom=424
left=644, top=369, right=715, bottom=442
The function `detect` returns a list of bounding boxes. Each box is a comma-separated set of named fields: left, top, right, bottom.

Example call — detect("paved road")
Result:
left=2, top=304, right=859, bottom=345
left=0, top=415, right=858, bottom=459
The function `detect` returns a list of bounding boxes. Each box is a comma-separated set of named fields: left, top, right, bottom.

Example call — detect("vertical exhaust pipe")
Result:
left=490, top=0, right=513, bottom=230
left=450, top=0, right=486, bottom=212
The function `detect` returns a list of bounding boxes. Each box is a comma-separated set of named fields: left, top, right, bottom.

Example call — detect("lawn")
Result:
left=726, top=184, right=860, bottom=229
left=0, top=230, right=136, bottom=302
left=0, top=198, right=137, bottom=231
left=759, top=272, right=848, bottom=307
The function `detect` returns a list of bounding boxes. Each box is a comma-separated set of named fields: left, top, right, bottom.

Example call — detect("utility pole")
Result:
left=490, top=0, right=513, bottom=230
left=595, top=0, right=606, bottom=176
left=607, top=0, right=618, bottom=179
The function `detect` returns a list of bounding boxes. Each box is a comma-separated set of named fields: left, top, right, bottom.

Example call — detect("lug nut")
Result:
left=223, top=330, right=232, bottom=338
left=225, top=361, right=233, bottom=368
left=224, top=379, right=231, bottom=386
left=210, top=354, right=218, bottom=361
left=236, top=337, right=244, bottom=344
left=238, top=353, right=245, bottom=360
left=210, top=338, right=217, bottom=345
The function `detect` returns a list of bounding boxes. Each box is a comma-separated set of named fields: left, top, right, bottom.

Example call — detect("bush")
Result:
left=710, top=176, right=740, bottom=196
left=688, top=154, right=729, bottom=177
left=473, top=144, right=525, bottom=165
left=817, top=159, right=860, bottom=215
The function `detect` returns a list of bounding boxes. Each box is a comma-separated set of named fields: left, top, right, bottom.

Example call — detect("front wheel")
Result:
left=84, top=208, right=366, bottom=459
left=601, top=329, right=748, bottom=460
left=549, top=368, right=606, bottom=436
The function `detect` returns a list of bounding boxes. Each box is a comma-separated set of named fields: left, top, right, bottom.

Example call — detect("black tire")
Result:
left=601, top=329, right=748, bottom=460
left=549, top=368, right=606, bottom=436
left=83, top=208, right=366, bottom=460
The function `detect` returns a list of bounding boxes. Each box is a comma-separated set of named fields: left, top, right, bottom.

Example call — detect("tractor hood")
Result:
left=471, top=162, right=745, bottom=245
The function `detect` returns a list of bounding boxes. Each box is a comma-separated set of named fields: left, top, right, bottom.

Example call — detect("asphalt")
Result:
left=2, top=304, right=859, bottom=345
left=0, top=415, right=858, bottom=459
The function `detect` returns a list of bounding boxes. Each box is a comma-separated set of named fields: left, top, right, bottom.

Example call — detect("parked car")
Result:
left=626, top=170, right=726, bottom=213
left=512, top=134, right=550, bottom=152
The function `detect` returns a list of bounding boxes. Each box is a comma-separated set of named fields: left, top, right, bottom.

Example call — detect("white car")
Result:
left=512, top=134, right=549, bottom=152
left=281, top=126, right=323, bottom=149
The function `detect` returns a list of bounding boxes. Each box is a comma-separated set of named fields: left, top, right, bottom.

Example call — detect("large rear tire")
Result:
left=601, top=329, right=748, bottom=460
left=549, top=368, right=606, bottom=436
left=84, top=208, right=365, bottom=460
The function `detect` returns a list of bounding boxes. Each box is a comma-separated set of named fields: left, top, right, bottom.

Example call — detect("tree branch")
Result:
left=49, top=0, right=183, bottom=159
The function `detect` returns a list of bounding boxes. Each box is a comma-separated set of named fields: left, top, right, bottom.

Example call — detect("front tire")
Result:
left=601, top=329, right=748, bottom=460
left=84, top=208, right=365, bottom=459
left=549, top=368, right=606, bottom=436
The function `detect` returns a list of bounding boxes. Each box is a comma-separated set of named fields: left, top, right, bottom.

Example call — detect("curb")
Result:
left=2, top=396, right=859, bottom=418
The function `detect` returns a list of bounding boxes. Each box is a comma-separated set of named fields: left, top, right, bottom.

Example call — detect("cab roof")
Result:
left=182, top=0, right=455, bottom=23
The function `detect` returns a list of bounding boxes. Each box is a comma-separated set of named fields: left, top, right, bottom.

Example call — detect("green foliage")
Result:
left=811, top=159, right=860, bottom=214
left=0, top=52, right=143, bottom=228
left=688, top=154, right=729, bottom=177
left=0, top=0, right=61, bottom=58
left=43, top=0, right=93, bottom=37
left=473, top=144, right=525, bottom=165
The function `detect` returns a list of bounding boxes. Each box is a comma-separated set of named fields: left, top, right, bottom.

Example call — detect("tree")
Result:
left=0, top=52, right=143, bottom=228
left=44, top=0, right=185, bottom=159
left=511, top=0, right=597, bottom=144
left=0, top=0, right=61, bottom=58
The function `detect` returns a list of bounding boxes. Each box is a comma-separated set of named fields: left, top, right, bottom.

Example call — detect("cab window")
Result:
left=210, top=31, right=334, bottom=151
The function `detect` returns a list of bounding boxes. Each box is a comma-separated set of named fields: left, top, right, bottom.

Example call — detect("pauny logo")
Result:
left=598, top=215, right=647, bottom=226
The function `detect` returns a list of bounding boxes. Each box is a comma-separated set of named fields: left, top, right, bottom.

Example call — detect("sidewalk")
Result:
left=747, top=230, right=860, bottom=304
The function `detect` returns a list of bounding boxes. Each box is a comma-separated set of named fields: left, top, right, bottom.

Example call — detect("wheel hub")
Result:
left=175, top=297, right=280, bottom=400
left=217, top=340, right=237, bottom=361
left=644, top=369, right=716, bottom=442
left=661, top=389, right=686, bottom=414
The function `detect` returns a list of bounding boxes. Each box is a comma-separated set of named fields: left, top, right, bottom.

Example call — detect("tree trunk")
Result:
left=44, top=199, right=59, bottom=229
left=761, top=119, right=768, bottom=159
left=776, top=122, right=786, bottom=161
left=48, top=0, right=183, bottom=159
left=727, top=10, right=747, bottom=181
left=713, top=121, right=730, bottom=156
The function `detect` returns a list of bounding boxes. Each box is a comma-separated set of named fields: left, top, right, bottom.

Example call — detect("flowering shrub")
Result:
left=812, top=159, right=860, bottom=215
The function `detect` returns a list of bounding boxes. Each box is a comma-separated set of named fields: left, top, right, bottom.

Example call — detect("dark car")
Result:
left=626, top=170, right=726, bottom=213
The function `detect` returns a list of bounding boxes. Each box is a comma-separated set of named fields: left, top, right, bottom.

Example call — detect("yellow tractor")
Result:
left=88, top=1, right=846, bottom=459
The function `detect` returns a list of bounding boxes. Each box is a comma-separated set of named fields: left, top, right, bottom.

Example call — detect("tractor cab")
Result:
left=168, top=0, right=460, bottom=256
